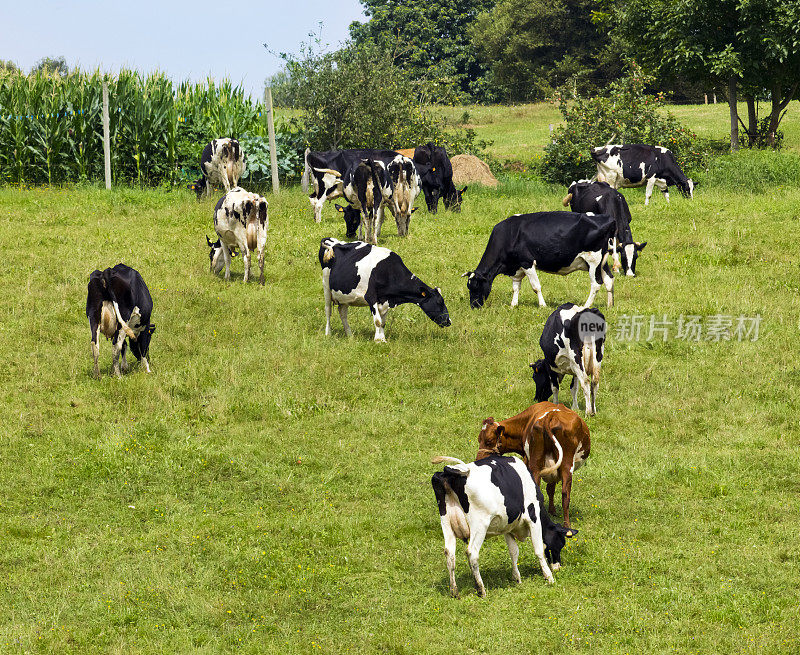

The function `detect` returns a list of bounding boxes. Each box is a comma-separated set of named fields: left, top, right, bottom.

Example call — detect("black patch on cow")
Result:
left=527, top=502, right=537, bottom=523
left=431, top=469, right=470, bottom=517
left=475, top=455, right=524, bottom=523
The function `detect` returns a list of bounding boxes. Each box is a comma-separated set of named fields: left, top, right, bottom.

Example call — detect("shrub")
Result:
left=540, top=67, right=709, bottom=185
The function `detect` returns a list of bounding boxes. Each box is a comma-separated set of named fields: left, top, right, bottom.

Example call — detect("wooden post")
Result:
left=704, top=93, right=708, bottom=104
left=713, top=93, right=717, bottom=104
left=266, top=87, right=279, bottom=194
left=102, top=81, right=111, bottom=189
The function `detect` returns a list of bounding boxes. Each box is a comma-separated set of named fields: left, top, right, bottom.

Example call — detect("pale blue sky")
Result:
left=2, top=1, right=366, bottom=98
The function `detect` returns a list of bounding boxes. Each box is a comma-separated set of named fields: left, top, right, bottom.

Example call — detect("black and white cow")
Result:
left=413, top=142, right=466, bottom=213
left=319, top=238, right=451, bottom=342
left=86, top=263, right=155, bottom=378
left=188, top=138, right=244, bottom=199
left=591, top=143, right=694, bottom=205
left=529, top=303, right=605, bottom=416
left=341, top=159, right=393, bottom=245
left=303, top=148, right=400, bottom=223
left=562, top=179, right=647, bottom=277
left=386, top=154, right=421, bottom=237
left=334, top=204, right=362, bottom=239
left=464, top=212, right=616, bottom=309
left=431, top=454, right=575, bottom=597
left=209, top=187, right=269, bottom=284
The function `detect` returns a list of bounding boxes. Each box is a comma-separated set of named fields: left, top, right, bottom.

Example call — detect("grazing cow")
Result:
left=431, top=454, right=574, bottom=597
left=334, top=204, right=362, bottom=239
left=210, top=187, right=269, bottom=284
left=530, top=303, right=605, bottom=415
left=341, top=159, right=393, bottom=245
left=386, top=154, right=421, bottom=237
left=86, top=263, right=155, bottom=378
left=319, top=238, right=451, bottom=342
left=302, top=148, right=400, bottom=223
left=188, top=138, right=244, bottom=199
left=591, top=143, right=694, bottom=205
left=412, top=143, right=466, bottom=213
left=463, top=212, right=615, bottom=309
left=476, top=403, right=590, bottom=530
left=562, top=179, right=647, bottom=276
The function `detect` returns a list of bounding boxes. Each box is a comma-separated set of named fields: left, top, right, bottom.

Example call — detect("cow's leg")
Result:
left=510, top=269, right=524, bottom=307
left=551, top=373, right=562, bottom=405
left=111, top=331, right=125, bottom=377
left=570, top=376, right=579, bottom=410
left=466, top=521, right=489, bottom=597
left=524, top=264, right=546, bottom=307
left=582, top=252, right=603, bottom=307
left=257, top=229, right=267, bottom=286
left=220, top=241, right=232, bottom=281
left=441, top=515, right=459, bottom=598
left=527, top=519, right=554, bottom=584
left=644, top=177, right=656, bottom=205
left=119, top=340, right=129, bottom=373
left=546, top=480, right=557, bottom=516
left=242, top=246, right=252, bottom=283
left=582, top=376, right=594, bottom=416
left=656, top=178, right=669, bottom=202
left=338, top=305, right=353, bottom=338
left=561, top=468, right=574, bottom=529
left=602, top=258, right=614, bottom=307
left=89, top=319, right=101, bottom=379
left=371, top=302, right=389, bottom=343
left=376, top=203, right=386, bottom=238
left=505, top=534, right=522, bottom=584
left=323, top=270, right=333, bottom=336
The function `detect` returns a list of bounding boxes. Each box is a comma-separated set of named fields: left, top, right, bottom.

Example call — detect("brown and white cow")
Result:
left=476, top=402, right=590, bottom=532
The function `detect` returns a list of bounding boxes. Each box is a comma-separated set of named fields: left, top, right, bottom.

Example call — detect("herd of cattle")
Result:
left=85, top=136, right=695, bottom=597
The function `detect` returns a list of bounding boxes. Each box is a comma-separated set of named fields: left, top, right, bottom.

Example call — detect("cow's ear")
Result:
left=460, top=271, right=473, bottom=278
left=460, top=186, right=468, bottom=194
left=637, top=241, right=648, bottom=251
left=564, top=527, right=578, bottom=538
left=335, top=204, right=344, bottom=212
left=496, top=425, right=505, bottom=438
left=420, top=290, right=427, bottom=297
left=411, top=207, right=418, bottom=213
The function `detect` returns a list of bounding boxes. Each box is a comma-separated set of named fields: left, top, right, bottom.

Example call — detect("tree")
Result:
left=349, top=0, right=495, bottom=101
left=616, top=0, right=800, bottom=149
left=274, top=40, right=481, bottom=153
left=32, top=56, right=69, bottom=77
left=469, top=0, right=621, bottom=102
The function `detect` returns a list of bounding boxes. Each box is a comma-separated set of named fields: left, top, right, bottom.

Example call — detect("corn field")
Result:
left=0, top=69, right=301, bottom=186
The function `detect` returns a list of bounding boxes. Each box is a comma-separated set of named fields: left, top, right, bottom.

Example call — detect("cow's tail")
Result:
left=368, top=158, right=382, bottom=205
left=431, top=465, right=470, bottom=541
left=562, top=192, right=573, bottom=207
left=246, top=201, right=258, bottom=251
left=226, top=158, right=236, bottom=190
left=582, top=338, right=601, bottom=385
left=301, top=148, right=310, bottom=193
left=539, top=428, right=564, bottom=478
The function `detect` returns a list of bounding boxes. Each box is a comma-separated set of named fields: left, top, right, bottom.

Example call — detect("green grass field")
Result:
left=432, top=102, right=800, bottom=161
left=2, top=105, right=800, bottom=653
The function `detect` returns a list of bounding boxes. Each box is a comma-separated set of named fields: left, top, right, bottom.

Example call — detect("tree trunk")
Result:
left=745, top=95, right=757, bottom=145
left=728, top=76, right=739, bottom=152
left=768, top=81, right=799, bottom=148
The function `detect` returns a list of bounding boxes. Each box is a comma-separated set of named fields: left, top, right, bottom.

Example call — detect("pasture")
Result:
left=2, top=106, right=800, bottom=653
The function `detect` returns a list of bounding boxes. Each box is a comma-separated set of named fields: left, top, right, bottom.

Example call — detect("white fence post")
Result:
left=266, top=87, right=279, bottom=194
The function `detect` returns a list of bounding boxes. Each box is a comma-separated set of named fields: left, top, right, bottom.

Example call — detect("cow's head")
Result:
left=443, top=186, right=467, bottom=212
left=187, top=178, right=205, bottom=200
left=463, top=271, right=491, bottom=309
left=418, top=286, right=451, bottom=328
left=620, top=241, right=647, bottom=277
left=476, top=417, right=504, bottom=459
left=335, top=204, right=361, bottom=239
left=529, top=360, right=552, bottom=401
left=681, top=178, right=695, bottom=199
left=206, top=235, right=237, bottom=273
left=543, top=518, right=576, bottom=568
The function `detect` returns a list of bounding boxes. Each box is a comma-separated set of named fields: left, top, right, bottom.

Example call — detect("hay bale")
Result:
left=451, top=154, right=498, bottom=188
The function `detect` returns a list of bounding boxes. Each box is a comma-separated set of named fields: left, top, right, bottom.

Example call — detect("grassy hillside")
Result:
left=433, top=102, right=800, bottom=161
left=1, top=171, right=799, bottom=652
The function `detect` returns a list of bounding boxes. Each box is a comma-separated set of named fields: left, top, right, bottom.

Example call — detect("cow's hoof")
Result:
left=552, top=562, right=561, bottom=571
